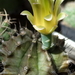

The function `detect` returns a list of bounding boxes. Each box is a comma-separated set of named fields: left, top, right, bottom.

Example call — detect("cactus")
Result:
left=0, top=13, right=56, bottom=74
left=0, top=11, right=56, bottom=75
left=0, top=11, right=75, bottom=75
left=0, top=10, right=17, bottom=41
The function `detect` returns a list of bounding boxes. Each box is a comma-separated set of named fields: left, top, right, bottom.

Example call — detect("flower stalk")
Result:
left=41, top=33, right=52, bottom=50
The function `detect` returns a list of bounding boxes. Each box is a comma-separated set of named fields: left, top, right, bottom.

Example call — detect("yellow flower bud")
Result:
left=21, top=0, right=66, bottom=34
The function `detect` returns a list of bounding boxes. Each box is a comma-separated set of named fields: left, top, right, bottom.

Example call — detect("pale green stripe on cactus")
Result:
left=38, top=43, right=52, bottom=75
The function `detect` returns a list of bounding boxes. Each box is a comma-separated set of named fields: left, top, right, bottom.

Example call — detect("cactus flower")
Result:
left=21, top=0, right=66, bottom=34
left=21, top=0, right=66, bottom=50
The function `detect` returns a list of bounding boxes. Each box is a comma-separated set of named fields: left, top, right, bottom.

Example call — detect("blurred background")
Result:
left=0, top=0, right=75, bottom=41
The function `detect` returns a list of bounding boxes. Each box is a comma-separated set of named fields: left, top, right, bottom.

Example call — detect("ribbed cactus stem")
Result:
left=0, top=11, right=11, bottom=41
left=41, top=33, right=52, bottom=50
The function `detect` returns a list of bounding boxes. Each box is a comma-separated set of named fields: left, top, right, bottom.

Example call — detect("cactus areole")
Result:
left=21, top=0, right=66, bottom=50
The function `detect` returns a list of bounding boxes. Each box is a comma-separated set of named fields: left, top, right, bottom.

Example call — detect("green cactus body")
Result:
left=0, top=27, right=57, bottom=75
left=0, top=11, right=75, bottom=75
left=0, top=26, right=74, bottom=75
